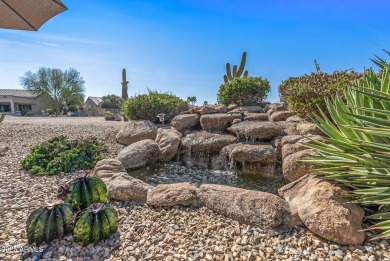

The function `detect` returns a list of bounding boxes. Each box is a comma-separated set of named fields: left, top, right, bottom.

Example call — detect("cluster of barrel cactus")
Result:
left=223, top=51, right=249, bottom=83
left=26, top=171, right=118, bottom=246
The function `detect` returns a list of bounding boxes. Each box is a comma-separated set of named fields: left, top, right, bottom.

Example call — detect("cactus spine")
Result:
left=121, top=69, right=128, bottom=99
left=223, top=52, right=249, bottom=83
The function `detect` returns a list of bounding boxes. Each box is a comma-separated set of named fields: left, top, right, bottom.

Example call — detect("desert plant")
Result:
left=26, top=201, right=74, bottom=245
left=58, top=172, right=107, bottom=210
left=123, top=90, right=189, bottom=122
left=101, top=94, right=123, bottom=109
left=278, top=62, right=362, bottom=117
left=218, top=77, right=270, bottom=106
left=304, top=51, right=390, bottom=239
left=22, top=136, right=101, bottom=175
left=224, top=52, right=249, bottom=83
left=0, top=113, right=5, bottom=123
left=68, top=104, right=79, bottom=112
left=74, top=203, right=118, bottom=245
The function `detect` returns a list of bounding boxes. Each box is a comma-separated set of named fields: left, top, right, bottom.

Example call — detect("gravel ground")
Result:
left=1, top=116, right=390, bottom=261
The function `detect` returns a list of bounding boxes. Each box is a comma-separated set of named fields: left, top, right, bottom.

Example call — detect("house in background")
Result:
left=0, top=89, right=51, bottom=116
left=85, top=96, right=105, bottom=116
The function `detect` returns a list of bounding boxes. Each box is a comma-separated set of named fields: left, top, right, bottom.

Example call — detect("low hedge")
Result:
left=217, top=77, right=270, bottom=106
left=123, top=90, right=189, bottom=122
left=278, top=67, right=362, bottom=117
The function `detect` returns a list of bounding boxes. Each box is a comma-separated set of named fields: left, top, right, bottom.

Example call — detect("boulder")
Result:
left=188, top=105, right=228, bottom=115
left=94, top=159, right=126, bottom=179
left=232, top=119, right=242, bottom=125
left=276, top=121, right=299, bottom=136
left=155, top=127, right=182, bottom=161
left=117, top=139, right=161, bottom=170
left=279, top=175, right=365, bottom=245
left=297, top=122, right=324, bottom=136
left=269, top=111, right=295, bottom=121
left=283, top=149, right=319, bottom=181
left=116, top=120, right=158, bottom=146
left=199, top=184, right=301, bottom=232
left=230, top=106, right=264, bottom=113
left=181, top=131, right=237, bottom=154
left=171, top=114, right=200, bottom=131
left=282, top=135, right=327, bottom=160
left=281, top=135, right=304, bottom=146
left=200, top=113, right=242, bottom=131
left=107, top=173, right=153, bottom=202
left=286, top=115, right=303, bottom=122
left=227, top=121, right=282, bottom=140
left=227, top=104, right=239, bottom=111
left=221, top=143, right=276, bottom=164
left=266, top=103, right=288, bottom=116
left=243, top=113, right=269, bottom=121
left=146, top=183, right=198, bottom=207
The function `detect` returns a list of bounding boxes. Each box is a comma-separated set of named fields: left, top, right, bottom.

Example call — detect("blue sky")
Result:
left=0, top=0, right=389, bottom=104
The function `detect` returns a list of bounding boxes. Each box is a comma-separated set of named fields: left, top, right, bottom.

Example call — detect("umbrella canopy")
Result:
left=0, top=0, right=67, bottom=31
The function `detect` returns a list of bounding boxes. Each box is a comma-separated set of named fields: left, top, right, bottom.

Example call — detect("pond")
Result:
left=127, top=161, right=286, bottom=194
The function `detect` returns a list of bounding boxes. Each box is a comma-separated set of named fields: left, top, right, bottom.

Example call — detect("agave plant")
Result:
left=303, top=51, right=390, bottom=239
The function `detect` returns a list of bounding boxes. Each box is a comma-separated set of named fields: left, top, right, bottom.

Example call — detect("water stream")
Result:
left=127, top=161, right=286, bottom=194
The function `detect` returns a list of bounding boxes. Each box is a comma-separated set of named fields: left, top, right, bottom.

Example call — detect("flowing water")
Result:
left=127, top=161, right=286, bottom=194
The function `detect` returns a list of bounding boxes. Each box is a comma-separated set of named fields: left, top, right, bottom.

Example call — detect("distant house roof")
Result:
left=87, top=96, right=103, bottom=106
left=0, top=89, right=39, bottom=98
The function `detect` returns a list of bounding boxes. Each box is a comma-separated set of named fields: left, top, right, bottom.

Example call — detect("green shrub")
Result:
left=68, top=105, right=79, bottom=112
left=123, top=90, right=189, bottom=122
left=217, top=77, right=270, bottom=106
left=46, top=109, right=55, bottom=115
left=22, top=136, right=101, bottom=175
left=278, top=65, right=362, bottom=117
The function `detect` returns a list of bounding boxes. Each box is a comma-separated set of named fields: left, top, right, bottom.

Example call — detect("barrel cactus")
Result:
left=58, top=172, right=107, bottom=210
left=74, top=203, right=118, bottom=245
left=26, top=201, right=74, bottom=245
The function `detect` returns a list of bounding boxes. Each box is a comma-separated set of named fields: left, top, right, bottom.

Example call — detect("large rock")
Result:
left=181, top=131, right=237, bottom=154
left=243, top=112, right=269, bottom=121
left=230, top=106, right=264, bottom=113
left=107, top=173, right=153, bottom=202
left=117, top=139, right=161, bottom=170
left=286, top=115, right=303, bottom=122
left=282, top=135, right=326, bottom=160
left=221, top=143, right=276, bottom=164
left=283, top=149, right=319, bottom=181
left=199, top=184, right=300, bottom=232
left=227, top=121, right=282, bottom=140
left=116, top=120, right=158, bottom=146
left=187, top=105, right=228, bottom=115
left=266, top=103, right=288, bottom=116
left=279, top=175, right=365, bottom=245
left=269, top=111, right=295, bottom=121
left=171, top=114, right=200, bottom=131
left=155, top=127, right=182, bottom=161
left=297, top=122, right=324, bottom=136
left=94, top=159, right=126, bottom=179
left=275, top=121, right=299, bottom=136
left=147, top=183, right=198, bottom=207
left=200, top=113, right=242, bottom=131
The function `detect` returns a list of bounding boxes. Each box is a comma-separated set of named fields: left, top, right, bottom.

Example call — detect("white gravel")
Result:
left=0, top=116, right=389, bottom=261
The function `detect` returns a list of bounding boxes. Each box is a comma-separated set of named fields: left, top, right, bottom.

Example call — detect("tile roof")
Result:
left=0, top=89, right=39, bottom=98
left=87, top=96, right=103, bottom=105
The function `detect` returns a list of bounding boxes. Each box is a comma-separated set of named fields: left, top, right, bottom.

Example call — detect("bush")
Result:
left=22, top=136, right=101, bottom=175
left=101, top=94, right=123, bottom=109
left=46, top=109, right=55, bottom=115
left=123, top=90, right=189, bottom=122
left=68, top=105, right=79, bottom=112
left=278, top=66, right=362, bottom=117
left=217, top=77, right=270, bottom=106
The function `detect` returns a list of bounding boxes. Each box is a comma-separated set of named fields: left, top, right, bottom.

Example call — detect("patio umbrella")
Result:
left=0, top=0, right=67, bottom=31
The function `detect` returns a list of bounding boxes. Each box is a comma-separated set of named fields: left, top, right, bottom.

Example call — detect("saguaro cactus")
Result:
left=224, top=52, right=249, bottom=83
left=121, top=69, right=129, bottom=100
